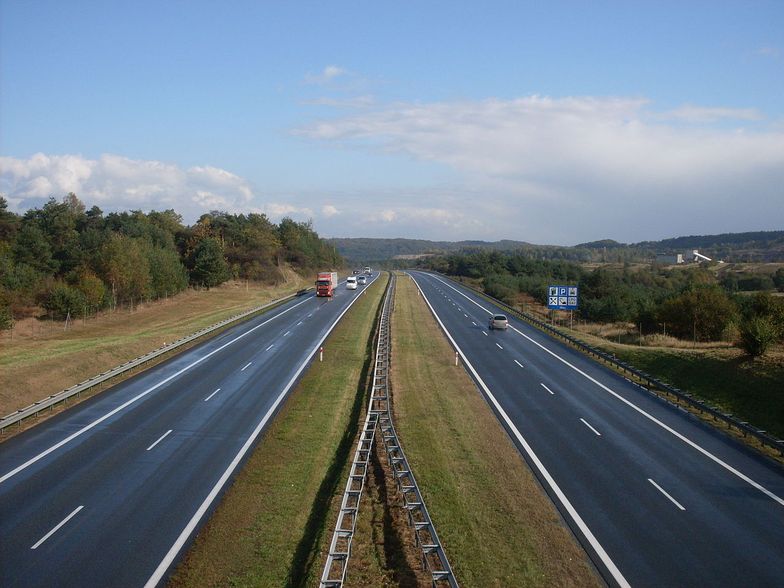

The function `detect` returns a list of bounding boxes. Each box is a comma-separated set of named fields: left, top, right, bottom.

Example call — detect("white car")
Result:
left=357, top=275, right=367, bottom=285
left=346, top=276, right=358, bottom=290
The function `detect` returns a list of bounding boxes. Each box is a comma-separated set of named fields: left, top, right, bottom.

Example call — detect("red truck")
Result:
left=316, top=272, right=339, bottom=297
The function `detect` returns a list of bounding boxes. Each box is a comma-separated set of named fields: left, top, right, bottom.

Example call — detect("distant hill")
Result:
left=328, top=230, right=784, bottom=264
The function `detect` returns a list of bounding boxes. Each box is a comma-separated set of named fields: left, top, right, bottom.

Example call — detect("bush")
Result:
left=0, top=291, right=13, bottom=330
left=43, top=283, right=87, bottom=320
left=738, top=316, right=779, bottom=357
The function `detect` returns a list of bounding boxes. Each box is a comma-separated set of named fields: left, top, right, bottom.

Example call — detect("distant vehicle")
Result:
left=489, top=314, right=508, bottom=330
left=316, top=272, right=339, bottom=297
left=364, top=266, right=372, bottom=275
left=357, top=275, right=367, bottom=285
left=352, top=269, right=361, bottom=274
left=346, top=276, right=358, bottom=290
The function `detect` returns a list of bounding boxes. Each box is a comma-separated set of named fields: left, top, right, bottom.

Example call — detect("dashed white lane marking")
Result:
left=283, top=331, right=291, bottom=337
left=471, top=321, right=477, bottom=326
left=540, top=383, right=555, bottom=395
left=265, top=344, right=274, bottom=351
left=464, top=313, right=469, bottom=318
left=580, top=418, right=602, bottom=436
left=482, top=331, right=488, bottom=337
left=204, top=388, right=221, bottom=402
left=648, top=478, right=686, bottom=511
left=146, top=430, right=173, bottom=451
left=514, top=360, right=524, bottom=368
left=297, top=321, right=303, bottom=326
left=496, top=343, right=504, bottom=350
left=31, top=506, right=84, bottom=550
left=240, top=362, right=252, bottom=371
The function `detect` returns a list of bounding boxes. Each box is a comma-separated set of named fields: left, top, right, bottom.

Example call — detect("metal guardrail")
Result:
left=320, top=275, right=393, bottom=587
left=321, top=274, right=458, bottom=588
left=427, top=271, right=784, bottom=457
left=0, top=289, right=312, bottom=434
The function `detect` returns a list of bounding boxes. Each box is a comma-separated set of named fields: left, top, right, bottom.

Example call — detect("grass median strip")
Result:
left=389, top=274, right=600, bottom=587
left=168, top=276, right=386, bottom=588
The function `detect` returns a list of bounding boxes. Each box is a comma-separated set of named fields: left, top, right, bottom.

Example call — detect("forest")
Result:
left=0, top=194, right=342, bottom=328
left=418, top=250, right=784, bottom=357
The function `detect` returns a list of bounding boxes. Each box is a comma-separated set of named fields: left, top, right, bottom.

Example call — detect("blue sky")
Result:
left=1, top=1, right=782, bottom=244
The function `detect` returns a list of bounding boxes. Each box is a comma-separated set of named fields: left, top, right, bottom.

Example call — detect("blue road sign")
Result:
left=547, top=285, right=579, bottom=310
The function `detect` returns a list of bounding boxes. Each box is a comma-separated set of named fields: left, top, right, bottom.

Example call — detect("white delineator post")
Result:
left=455, top=351, right=459, bottom=366
left=319, top=347, right=324, bottom=362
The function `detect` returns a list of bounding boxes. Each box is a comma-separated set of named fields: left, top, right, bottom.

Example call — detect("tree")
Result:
left=658, top=286, right=737, bottom=341
left=189, top=238, right=230, bottom=287
left=13, top=224, right=58, bottom=274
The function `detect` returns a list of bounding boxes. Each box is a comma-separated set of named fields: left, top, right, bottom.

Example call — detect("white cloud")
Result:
left=304, top=64, right=348, bottom=85
left=0, top=153, right=257, bottom=222
left=298, top=95, right=784, bottom=243
left=321, top=204, right=340, bottom=217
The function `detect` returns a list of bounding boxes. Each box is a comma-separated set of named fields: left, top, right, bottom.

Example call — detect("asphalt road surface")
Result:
left=0, top=273, right=380, bottom=587
left=408, top=270, right=784, bottom=588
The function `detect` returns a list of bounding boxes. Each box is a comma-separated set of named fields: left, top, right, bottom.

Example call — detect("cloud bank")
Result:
left=0, top=153, right=325, bottom=225
left=298, top=95, right=784, bottom=243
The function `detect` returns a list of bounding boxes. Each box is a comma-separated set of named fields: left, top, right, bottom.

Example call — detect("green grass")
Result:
left=611, top=347, right=784, bottom=439
left=168, top=276, right=386, bottom=588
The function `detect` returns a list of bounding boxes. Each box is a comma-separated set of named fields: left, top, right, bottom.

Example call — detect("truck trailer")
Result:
left=316, top=272, right=339, bottom=297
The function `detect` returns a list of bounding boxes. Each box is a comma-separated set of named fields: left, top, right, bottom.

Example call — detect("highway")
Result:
left=0, top=273, right=380, bottom=587
left=408, top=271, right=784, bottom=587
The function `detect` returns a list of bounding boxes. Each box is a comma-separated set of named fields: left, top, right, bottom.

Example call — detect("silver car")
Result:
left=489, top=314, right=508, bottom=330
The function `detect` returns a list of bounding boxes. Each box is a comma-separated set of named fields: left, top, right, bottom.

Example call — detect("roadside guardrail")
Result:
left=427, top=271, right=784, bottom=458
left=0, top=288, right=313, bottom=434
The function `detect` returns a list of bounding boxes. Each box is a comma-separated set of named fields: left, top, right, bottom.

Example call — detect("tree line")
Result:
left=0, top=194, right=342, bottom=328
left=418, top=250, right=784, bottom=356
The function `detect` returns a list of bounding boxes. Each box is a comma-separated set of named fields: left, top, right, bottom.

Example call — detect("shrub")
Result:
left=43, top=283, right=87, bottom=320
left=738, top=316, right=779, bottom=357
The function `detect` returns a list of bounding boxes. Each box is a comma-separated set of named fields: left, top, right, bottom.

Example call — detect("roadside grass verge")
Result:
left=609, top=346, right=784, bottom=440
left=168, top=276, right=386, bottom=588
left=387, top=274, right=599, bottom=587
left=0, top=274, right=311, bottom=420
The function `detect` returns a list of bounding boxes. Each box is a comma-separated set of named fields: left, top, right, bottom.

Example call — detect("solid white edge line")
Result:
left=31, top=505, right=84, bottom=550
left=426, top=272, right=784, bottom=507
left=648, top=478, right=686, bottom=511
left=143, top=273, right=381, bottom=588
left=204, top=388, right=221, bottom=402
left=240, top=362, right=252, bottom=372
left=0, top=296, right=314, bottom=486
left=540, top=383, right=555, bottom=395
left=580, top=418, right=602, bottom=437
left=146, top=430, right=173, bottom=451
left=514, top=360, right=524, bottom=369
left=408, top=272, right=631, bottom=588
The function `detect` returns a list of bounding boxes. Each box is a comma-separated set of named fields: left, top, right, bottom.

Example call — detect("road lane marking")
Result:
left=297, top=321, right=303, bottom=326
left=241, top=362, right=252, bottom=371
left=409, top=273, right=630, bottom=588
left=31, top=506, right=84, bottom=550
left=540, top=383, right=555, bottom=395
left=514, top=360, right=524, bottom=369
left=204, top=388, right=221, bottom=402
left=648, top=478, right=686, bottom=511
left=265, top=344, right=274, bottom=351
left=146, top=430, right=173, bottom=451
left=464, top=313, right=468, bottom=318
left=425, top=272, right=784, bottom=507
left=580, top=418, right=601, bottom=436
left=0, top=295, right=314, bottom=485
left=471, top=321, right=477, bottom=326
left=145, top=271, right=378, bottom=588
left=482, top=331, right=488, bottom=336
left=496, top=343, right=504, bottom=350
left=284, top=331, right=291, bottom=337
